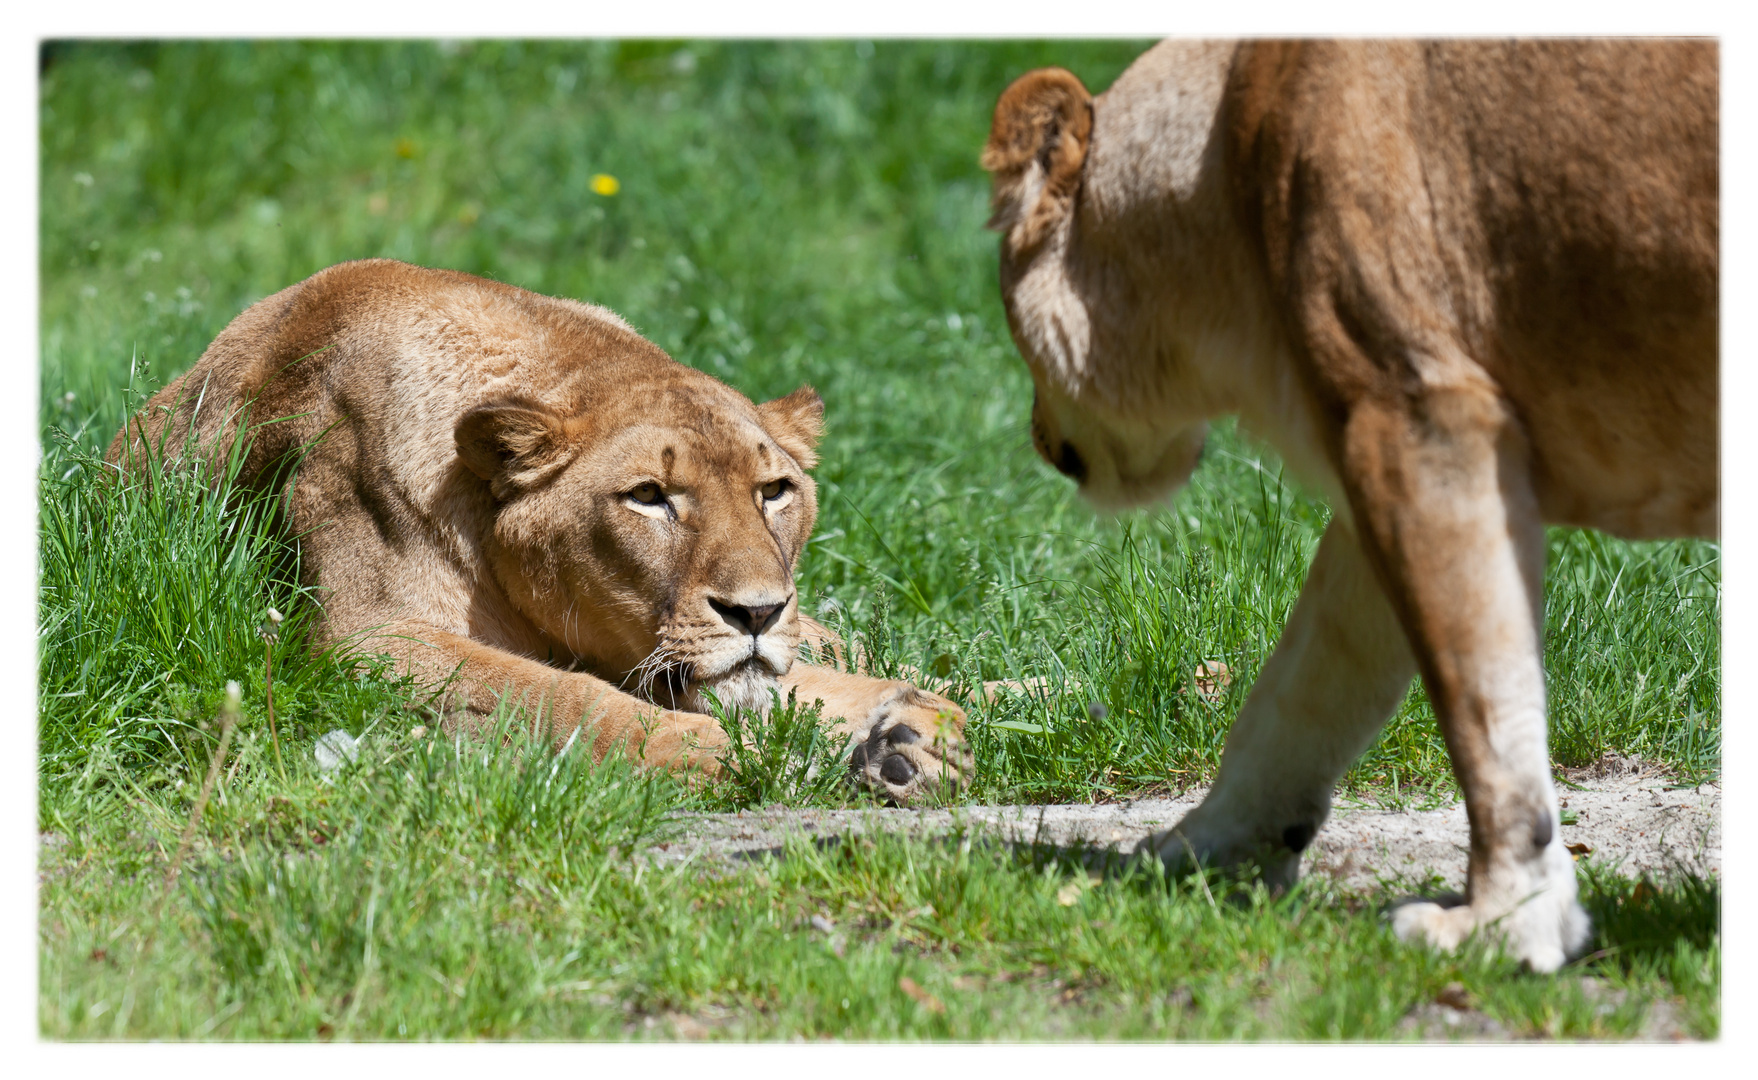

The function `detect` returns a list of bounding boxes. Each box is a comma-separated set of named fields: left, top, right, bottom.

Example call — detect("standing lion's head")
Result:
left=982, top=48, right=1276, bottom=511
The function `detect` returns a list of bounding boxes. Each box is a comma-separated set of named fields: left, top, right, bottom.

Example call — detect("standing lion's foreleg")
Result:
left=1141, top=517, right=1417, bottom=888
left=1343, top=393, right=1589, bottom=973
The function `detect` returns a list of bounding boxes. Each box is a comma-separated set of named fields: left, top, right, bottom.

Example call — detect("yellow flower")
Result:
left=590, top=173, right=621, bottom=196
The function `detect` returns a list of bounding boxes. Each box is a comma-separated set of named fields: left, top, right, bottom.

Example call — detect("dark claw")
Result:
left=1531, top=810, right=1553, bottom=850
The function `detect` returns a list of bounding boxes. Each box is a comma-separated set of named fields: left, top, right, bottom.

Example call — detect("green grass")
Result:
left=39, top=718, right=1719, bottom=1040
left=38, top=39, right=1719, bottom=1040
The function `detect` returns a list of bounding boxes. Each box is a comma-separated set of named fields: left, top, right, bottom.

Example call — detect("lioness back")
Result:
left=1224, top=40, right=1718, bottom=537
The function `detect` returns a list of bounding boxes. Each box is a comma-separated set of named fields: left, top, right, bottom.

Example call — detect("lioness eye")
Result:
left=760, top=479, right=788, bottom=501
left=627, top=483, right=665, bottom=505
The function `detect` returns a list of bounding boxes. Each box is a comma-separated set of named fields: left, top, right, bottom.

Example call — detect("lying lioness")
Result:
left=110, top=259, right=970, bottom=803
left=984, top=41, right=1716, bottom=970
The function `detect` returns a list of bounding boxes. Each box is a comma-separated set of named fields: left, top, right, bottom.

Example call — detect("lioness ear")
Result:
left=981, top=67, right=1093, bottom=256
left=757, top=385, right=824, bottom=470
left=455, top=398, right=577, bottom=500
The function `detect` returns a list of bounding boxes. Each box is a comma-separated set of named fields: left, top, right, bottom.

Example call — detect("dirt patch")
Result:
left=647, top=773, right=1721, bottom=891
left=1307, top=774, right=1719, bottom=891
left=1395, top=975, right=1692, bottom=1041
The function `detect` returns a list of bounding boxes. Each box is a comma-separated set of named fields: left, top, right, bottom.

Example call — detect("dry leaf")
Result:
left=1565, top=842, right=1592, bottom=857
left=1056, top=881, right=1082, bottom=906
left=898, top=976, right=944, bottom=1014
left=1435, top=982, right=1473, bottom=1011
left=1193, top=661, right=1231, bottom=698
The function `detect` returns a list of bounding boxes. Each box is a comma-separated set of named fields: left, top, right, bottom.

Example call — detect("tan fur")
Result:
left=985, top=41, right=1717, bottom=971
left=109, top=260, right=969, bottom=803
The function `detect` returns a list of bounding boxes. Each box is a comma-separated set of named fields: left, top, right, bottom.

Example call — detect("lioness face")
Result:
left=463, top=382, right=824, bottom=716
left=1017, top=313, right=1210, bottom=512
left=1003, top=243, right=1211, bottom=510
left=987, top=67, right=1220, bottom=512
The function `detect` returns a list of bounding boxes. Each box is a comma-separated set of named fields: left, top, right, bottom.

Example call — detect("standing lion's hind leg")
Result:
left=1343, top=392, right=1591, bottom=973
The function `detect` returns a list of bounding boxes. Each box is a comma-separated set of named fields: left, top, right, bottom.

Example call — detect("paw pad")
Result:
left=847, top=687, right=970, bottom=805
left=849, top=719, right=925, bottom=796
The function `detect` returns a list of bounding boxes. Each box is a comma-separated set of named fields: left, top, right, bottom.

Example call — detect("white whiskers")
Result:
left=625, top=640, right=684, bottom=702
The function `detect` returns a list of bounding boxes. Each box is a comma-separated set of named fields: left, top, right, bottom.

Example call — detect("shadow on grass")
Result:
left=969, top=826, right=1719, bottom=979
left=1578, top=864, right=1719, bottom=973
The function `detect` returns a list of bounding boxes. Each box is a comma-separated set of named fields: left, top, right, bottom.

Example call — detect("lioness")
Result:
left=984, top=41, right=1715, bottom=971
left=110, top=259, right=969, bottom=803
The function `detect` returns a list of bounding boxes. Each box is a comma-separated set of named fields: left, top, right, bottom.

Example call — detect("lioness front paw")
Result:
left=1134, top=798, right=1306, bottom=891
left=847, top=686, right=970, bottom=805
left=1390, top=880, right=1591, bottom=974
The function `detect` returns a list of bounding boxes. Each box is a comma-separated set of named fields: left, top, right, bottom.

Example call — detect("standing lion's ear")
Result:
left=981, top=67, right=1093, bottom=257
left=455, top=398, right=578, bottom=499
left=757, top=385, right=824, bottom=470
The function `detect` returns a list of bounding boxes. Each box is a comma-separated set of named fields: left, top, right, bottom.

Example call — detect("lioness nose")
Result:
left=1030, top=394, right=1086, bottom=483
left=708, top=597, right=787, bottom=638
left=1050, top=440, right=1087, bottom=483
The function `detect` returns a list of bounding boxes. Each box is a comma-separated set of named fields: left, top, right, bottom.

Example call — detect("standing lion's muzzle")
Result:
left=1030, top=392, right=1089, bottom=484
left=1030, top=388, right=1208, bottom=509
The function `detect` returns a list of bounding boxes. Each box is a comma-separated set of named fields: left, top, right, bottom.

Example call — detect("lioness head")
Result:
left=456, top=373, right=825, bottom=716
left=983, top=50, right=1264, bottom=510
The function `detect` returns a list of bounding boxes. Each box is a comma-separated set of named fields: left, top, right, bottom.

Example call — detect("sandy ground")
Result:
left=647, top=766, right=1720, bottom=891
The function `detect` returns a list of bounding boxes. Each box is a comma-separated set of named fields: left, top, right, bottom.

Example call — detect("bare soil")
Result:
left=648, top=768, right=1721, bottom=892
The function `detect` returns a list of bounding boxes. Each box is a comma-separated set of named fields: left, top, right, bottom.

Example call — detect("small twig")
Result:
left=163, top=681, right=242, bottom=894
left=261, top=608, right=287, bottom=783
left=265, top=640, right=284, bottom=778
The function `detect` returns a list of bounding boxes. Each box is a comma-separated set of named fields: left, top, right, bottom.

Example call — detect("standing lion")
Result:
left=984, top=41, right=1716, bottom=971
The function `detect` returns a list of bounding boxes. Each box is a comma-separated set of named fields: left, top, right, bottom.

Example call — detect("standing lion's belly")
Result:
left=1505, top=365, right=1718, bottom=540
left=1529, top=456, right=1718, bottom=541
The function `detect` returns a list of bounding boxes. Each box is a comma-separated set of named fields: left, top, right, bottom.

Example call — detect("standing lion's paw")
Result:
left=848, top=686, right=971, bottom=805
left=1134, top=800, right=1305, bottom=892
left=1390, top=885, right=1591, bottom=974
left=1390, top=899, right=1480, bottom=949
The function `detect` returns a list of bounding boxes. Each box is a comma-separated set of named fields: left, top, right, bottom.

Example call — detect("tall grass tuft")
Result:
left=37, top=417, right=306, bottom=775
left=1542, top=530, right=1721, bottom=778
left=701, top=689, right=856, bottom=811
left=38, top=410, right=436, bottom=833
left=959, top=455, right=1324, bottom=801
